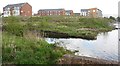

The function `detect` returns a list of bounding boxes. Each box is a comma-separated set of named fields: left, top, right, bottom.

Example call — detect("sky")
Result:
left=0, top=0, right=119, bottom=17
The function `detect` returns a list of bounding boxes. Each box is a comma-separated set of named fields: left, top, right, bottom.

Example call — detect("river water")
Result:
left=45, top=29, right=118, bottom=62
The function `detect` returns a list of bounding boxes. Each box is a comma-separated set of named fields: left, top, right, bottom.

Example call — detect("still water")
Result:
left=45, top=29, right=118, bottom=61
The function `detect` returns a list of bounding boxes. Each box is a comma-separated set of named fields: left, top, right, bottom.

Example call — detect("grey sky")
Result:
left=0, top=0, right=119, bottom=17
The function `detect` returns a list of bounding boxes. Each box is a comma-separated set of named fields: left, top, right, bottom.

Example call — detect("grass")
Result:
left=2, top=32, right=72, bottom=64
left=2, top=16, right=113, bottom=39
left=2, top=16, right=114, bottom=64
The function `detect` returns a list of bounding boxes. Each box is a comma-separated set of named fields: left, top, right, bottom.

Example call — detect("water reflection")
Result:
left=45, top=30, right=118, bottom=61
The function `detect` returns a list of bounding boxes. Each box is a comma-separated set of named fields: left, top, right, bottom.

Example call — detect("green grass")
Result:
left=2, top=16, right=114, bottom=64
left=2, top=32, right=72, bottom=64
left=3, top=16, right=113, bottom=39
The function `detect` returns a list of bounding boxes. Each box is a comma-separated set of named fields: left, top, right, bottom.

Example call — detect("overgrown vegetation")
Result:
left=2, top=16, right=73, bottom=64
left=3, top=16, right=113, bottom=39
left=2, top=16, right=114, bottom=64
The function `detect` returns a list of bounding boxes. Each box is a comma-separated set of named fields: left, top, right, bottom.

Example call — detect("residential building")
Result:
left=37, top=9, right=65, bottom=16
left=80, top=8, right=102, bottom=18
left=80, top=9, right=89, bottom=16
left=65, top=10, right=73, bottom=16
left=3, top=2, right=32, bottom=17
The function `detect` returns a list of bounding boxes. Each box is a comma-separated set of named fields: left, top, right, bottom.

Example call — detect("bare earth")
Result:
left=58, top=54, right=118, bottom=64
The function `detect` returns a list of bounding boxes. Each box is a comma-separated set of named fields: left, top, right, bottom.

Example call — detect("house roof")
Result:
left=3, top=3, right=26, bottom=10
left=81, top=9, right=89, bottom=12
left=65, top=10, right=73, bottom=12
left=38, top=9, right=65, bottom=11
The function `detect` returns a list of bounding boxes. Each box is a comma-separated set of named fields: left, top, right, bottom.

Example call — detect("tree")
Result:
left=109, top=16, right=116, bottom=20
left=117, top=17, right=120, bottom=22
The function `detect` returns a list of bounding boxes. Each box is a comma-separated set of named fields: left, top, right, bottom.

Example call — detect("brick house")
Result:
left=37, top=9, right=65, bottom=16
left=80, top=8, right=102, bottom=18
left=88, top=8, right=102, bottom=18
left=3, top=2, right=32, bottom=17
left=65, top=10, right=74, bottom=16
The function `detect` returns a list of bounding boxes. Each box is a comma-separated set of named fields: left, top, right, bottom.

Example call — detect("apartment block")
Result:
left=80, top=8, right=102, bottom=18
left=3, top=2, right=32, bottom=17
left=37, top=9, right=65, bottom=16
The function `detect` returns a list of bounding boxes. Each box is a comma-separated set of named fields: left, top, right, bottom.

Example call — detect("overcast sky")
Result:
left=0, top=0, right=119, bottom=17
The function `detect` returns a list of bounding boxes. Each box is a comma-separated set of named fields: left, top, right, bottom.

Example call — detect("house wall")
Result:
left=3, top=3, right=32, bottom=17
left=97, top=9, right=102, bottom=17
left=3, top=8, right=11, bottom=17
left=81, top=8, right=102, bottom=18
left=89, top=8, right=97, bottom=18
left=20, top=3, right=32, bottom=16
left=38, top=9, right=65, bottom=16
left=80, top=9, right=88, bottom=16
left=89, top=8, right=102, bottom=18
left=65, top=10, right=73, bottom=16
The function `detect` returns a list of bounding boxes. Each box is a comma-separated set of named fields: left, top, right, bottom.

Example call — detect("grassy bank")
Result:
left=2, top=32, right=72, bottom=64
left=2, top=16, right=114, bottom=64
left=3, top=16, right=114, bottom=39
left=2, top=16, right=74, bottom=64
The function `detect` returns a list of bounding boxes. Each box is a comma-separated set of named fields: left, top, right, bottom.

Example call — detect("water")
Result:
left=45, top=29, right=118, bottom=62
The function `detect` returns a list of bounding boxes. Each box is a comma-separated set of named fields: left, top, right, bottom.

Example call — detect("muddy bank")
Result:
left=43, top=30, right=96, bottom=40
left=58, top=54, right=118, bottom=64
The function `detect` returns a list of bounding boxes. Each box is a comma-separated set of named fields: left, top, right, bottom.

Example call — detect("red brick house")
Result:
left=37, top=9, right=65, bottom=16
left=3, top=2, right=32, bottom=17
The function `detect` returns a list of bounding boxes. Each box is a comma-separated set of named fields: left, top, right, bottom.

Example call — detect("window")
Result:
left=17, top=7, right=19, bottom=10
left=14, top=7, right=16, bottom=10
left=7, top=8, right=10, bottom=10
left=93, top=10, right=96, bottom=12
left=14, top=11, right=16, bottom=14
left=7, top=11, right=9, bottom=14
left=21, top=11, right=23, bottom=13
left=4, top=11, right=6, bottom=15
left=13, top=10, right=20, bottom=16
left=14, top=7, right=19, bottom=10
left=28, top=11, right=30, bottom=13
